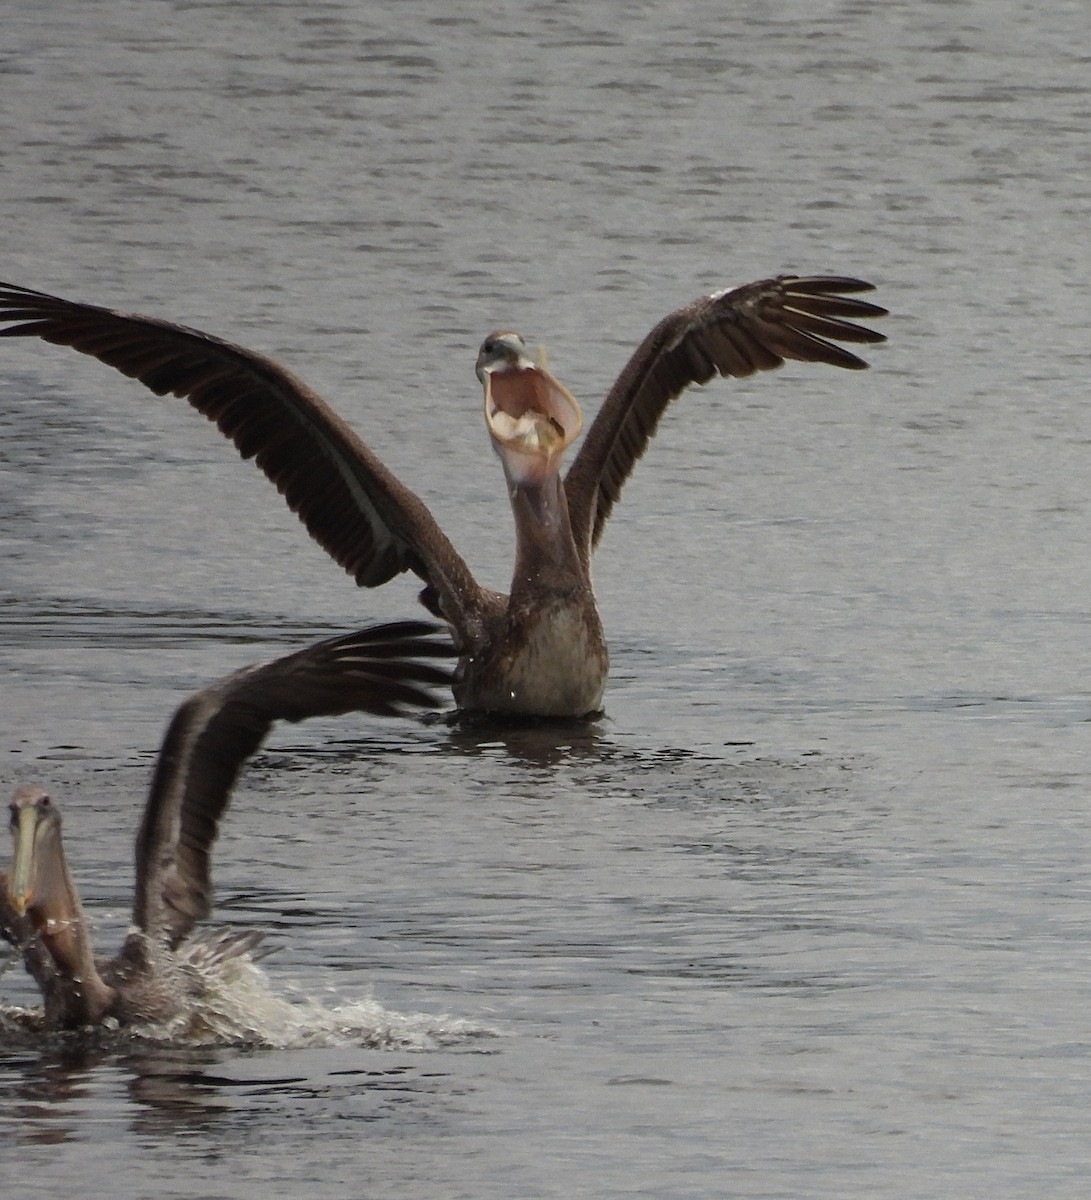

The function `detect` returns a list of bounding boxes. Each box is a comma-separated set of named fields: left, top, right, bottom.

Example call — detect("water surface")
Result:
left=2, top=1, right=1090, bottom=1196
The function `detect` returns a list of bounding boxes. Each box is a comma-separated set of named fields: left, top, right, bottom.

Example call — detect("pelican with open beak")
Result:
left=0, top=274, right=887, bottom=719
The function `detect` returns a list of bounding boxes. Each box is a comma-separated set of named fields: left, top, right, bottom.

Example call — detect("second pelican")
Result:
left=1, top=621, right=453, bottom=1032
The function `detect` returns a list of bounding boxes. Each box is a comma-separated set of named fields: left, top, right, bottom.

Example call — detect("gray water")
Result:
left=1, top=0, right=1090, bottom=1196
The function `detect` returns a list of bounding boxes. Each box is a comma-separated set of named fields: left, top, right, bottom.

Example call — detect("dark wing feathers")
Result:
left=1, top=275, right=885, bottom=597
left=0, top=281, right=480, bottom=616
left=564, top=274, right=887, bottom=555
left=133, top=620, right=455, bottom=947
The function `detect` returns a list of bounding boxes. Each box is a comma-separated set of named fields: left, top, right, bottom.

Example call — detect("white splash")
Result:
left=1, top=943, right=500, bottom=1050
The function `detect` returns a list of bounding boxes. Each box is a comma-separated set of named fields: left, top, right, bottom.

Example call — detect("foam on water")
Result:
left=0, top=943, right=500, bottom=1051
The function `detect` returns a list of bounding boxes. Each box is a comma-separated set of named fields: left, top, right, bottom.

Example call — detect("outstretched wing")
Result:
left=0, top=281, right=482, bottom=624
left=132, top=620, right=455, bottom=947
left=563, top=275, right=887, bottom=558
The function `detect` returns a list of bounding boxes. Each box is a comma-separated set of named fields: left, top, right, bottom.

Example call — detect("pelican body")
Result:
left=466, top=330, right=605, bottom=715
left=0, top=621, right=453, bottom=1031
left=0, top=275, right=887, bottom=718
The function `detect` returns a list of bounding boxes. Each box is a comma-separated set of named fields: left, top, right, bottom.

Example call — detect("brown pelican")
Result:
left=0, top=275, right=886, bottom=717
left=0, top=621, right=452, bottom=1031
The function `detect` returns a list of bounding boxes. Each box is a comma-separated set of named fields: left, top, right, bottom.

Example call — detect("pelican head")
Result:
left=476, top=331, right=583, bottom=483
left=7, top=785, right=61, bottom=917
left=475, top=331, right=534, bottom=381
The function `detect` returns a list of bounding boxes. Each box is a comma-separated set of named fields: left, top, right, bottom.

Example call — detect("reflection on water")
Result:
left=0, top=1035, right=475, bottom=1147
left=439, top=716, right=612, bottom=767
